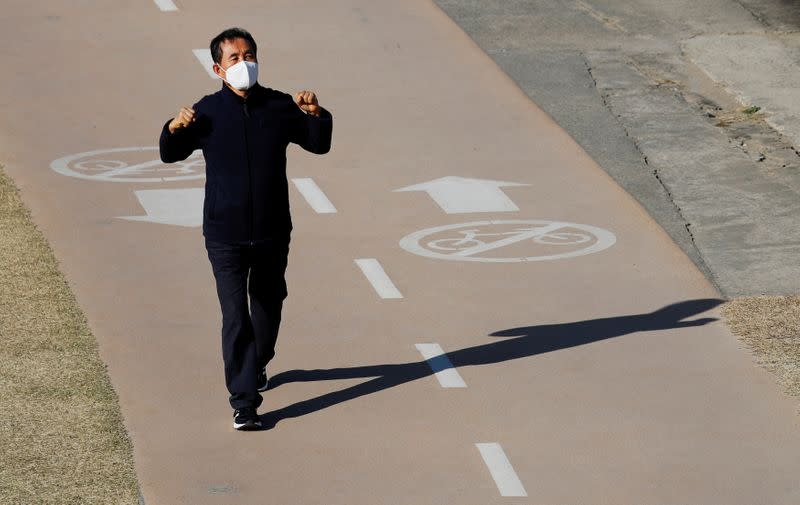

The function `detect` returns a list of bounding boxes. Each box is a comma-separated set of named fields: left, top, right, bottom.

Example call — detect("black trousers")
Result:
left=205, top=236, right=290, bottom=410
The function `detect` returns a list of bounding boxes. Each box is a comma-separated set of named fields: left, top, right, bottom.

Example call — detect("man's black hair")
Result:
left=210, top=27, right=257, bottom=64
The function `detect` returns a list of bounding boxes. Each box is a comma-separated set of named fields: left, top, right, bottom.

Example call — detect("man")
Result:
left=159, top=27, right=333, bottom=430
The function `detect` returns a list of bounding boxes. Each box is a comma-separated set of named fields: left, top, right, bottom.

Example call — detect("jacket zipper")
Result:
left=243, top=101, right=254, bottom=245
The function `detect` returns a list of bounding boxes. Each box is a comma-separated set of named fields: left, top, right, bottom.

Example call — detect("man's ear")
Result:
left=213, top=64, right=224, bottom=79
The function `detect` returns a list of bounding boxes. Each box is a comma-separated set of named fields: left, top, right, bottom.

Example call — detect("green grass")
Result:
left=0, top=165, right=139, bottom=504
left=742, top=105, right=762, bottom=115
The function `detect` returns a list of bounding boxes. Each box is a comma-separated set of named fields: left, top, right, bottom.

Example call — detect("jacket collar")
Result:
left=220, top=82, right=267, bottom=104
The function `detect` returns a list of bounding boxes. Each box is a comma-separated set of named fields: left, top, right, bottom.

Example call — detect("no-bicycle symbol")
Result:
left=399, top=220, right=616, bottom=262
left=51, top=147, right=205, bottom=183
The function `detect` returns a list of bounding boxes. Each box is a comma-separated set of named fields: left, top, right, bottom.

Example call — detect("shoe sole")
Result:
left=233, top=420, right=262, bottom=431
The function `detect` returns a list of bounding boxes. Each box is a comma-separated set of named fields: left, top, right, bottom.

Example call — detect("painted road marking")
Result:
left=400, top=220, right=616, bottom=263
left=475, top=443, right=528, bottom=497
left=414, top=343, right=467, bottom=388
left=394, top=176, right=528, bottom=214
left=354, top=259, right=403, bottom=299
left=153, top=0, right=178, bottom=11
left=193, top=49, right=218, bottom=79
left=119, top=188, right=203, bottom=227
left=291, top=178, right=337, bottom=214
left=51, top=147, right=205, bottom=183
left=452, top=222, right=565, bottom=257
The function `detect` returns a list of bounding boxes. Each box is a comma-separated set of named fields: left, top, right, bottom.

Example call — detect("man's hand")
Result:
left=295, top=91, right=321, bottom=117
left=168, top=107, right=196, bottom=134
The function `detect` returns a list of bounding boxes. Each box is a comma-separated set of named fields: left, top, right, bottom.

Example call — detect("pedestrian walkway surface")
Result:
left=1, top=1, right=799, bottom=504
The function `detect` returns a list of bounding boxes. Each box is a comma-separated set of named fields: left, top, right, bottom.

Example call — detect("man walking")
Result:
left=159, top=27, right=333, bottom=430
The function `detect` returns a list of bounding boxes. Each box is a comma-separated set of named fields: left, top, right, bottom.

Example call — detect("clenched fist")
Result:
left=295, top=90, right=322, bottom=117
left=168, top=106, right=196, bottom=134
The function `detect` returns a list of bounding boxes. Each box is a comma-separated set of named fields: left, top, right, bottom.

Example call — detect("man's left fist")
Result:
left=295, top=90, right=321, bottom=116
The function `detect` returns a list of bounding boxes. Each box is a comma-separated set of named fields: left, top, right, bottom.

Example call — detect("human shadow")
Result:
left=259, top=298, right=723, bottom=430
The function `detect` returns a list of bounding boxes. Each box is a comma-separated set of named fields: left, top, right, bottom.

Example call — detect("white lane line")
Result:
left=153, top=0, right=178, bottom=11
left=291, top=178, right=337, bottom=214
left=355, top=259, right=403, bottom=299
left=475, top=443, right=528, bottom=497
left=414, top=343, right=467, bottom=388
left=193, top=49, right=218, bottom=79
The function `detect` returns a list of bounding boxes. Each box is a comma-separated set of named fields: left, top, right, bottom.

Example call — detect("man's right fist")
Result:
left=168, top=107, right=196, bottom=134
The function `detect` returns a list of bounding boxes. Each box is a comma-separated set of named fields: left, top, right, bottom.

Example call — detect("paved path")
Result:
left=432, top=0, right=800, bottom=297
left=1, top=1, right=799, bottom=503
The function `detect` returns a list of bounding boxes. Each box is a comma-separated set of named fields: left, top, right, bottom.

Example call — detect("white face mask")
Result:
left=218, top=60, right=258, bottom=91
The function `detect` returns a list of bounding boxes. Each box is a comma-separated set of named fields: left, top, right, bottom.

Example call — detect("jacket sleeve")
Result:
left=289, top=105, right=333, bottom=155
left=159, top=118, right=200, bottom=163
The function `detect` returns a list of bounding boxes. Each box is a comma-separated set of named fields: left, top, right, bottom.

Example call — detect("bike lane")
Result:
left=1, top=1, right=799, bottom=504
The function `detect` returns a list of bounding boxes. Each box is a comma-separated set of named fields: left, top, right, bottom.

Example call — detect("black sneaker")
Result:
left=257, top=366, right=269, bottom=392
left=232, top=407, right=261, bottom=431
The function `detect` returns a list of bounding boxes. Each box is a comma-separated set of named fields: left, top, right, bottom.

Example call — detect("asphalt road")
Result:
left=1, top=1, right=799, bottom=504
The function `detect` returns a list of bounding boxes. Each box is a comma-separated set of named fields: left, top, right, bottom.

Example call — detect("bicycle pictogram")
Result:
left=51, top=147, right=205, bottom=183
left=400, top=220, right=616, bottom=262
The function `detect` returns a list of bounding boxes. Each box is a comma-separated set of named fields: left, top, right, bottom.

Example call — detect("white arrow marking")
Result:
left=415, top=343, right=467, bottom=388
left=119, top=188, right=203, bottom=227
left=153, top=0, right=178, bottom=11
left=394, top=176, right=528, bottom=214
left=475, top=443, right=528, bottom=497
left=193, top=49, right=217, bottom=79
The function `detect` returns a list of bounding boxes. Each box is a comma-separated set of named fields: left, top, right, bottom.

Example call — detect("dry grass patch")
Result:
left=0, top=165, right=139, bottom=504
left=722, top=296, right=800, bottom=399
left=714, top=106, right=767, bottom=127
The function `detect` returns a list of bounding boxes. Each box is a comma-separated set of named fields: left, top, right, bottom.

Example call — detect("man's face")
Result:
left=214, top=37, right=257, bottom=76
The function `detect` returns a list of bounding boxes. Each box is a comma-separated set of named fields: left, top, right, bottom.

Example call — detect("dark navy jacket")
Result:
left=159, top=83, right=333, bottom=244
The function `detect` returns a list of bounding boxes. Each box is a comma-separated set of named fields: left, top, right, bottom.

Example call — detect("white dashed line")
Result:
left=475, top=443, right=528, bottom=497
left=354, top=259, right=403, bottom=299
left=291, top=178, right=337, bottom=214
left=153, top=0, right=178, bottom=12
left=193, top=49, right=217, bottom=79
left=414, top=343, right=467, bottom=388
